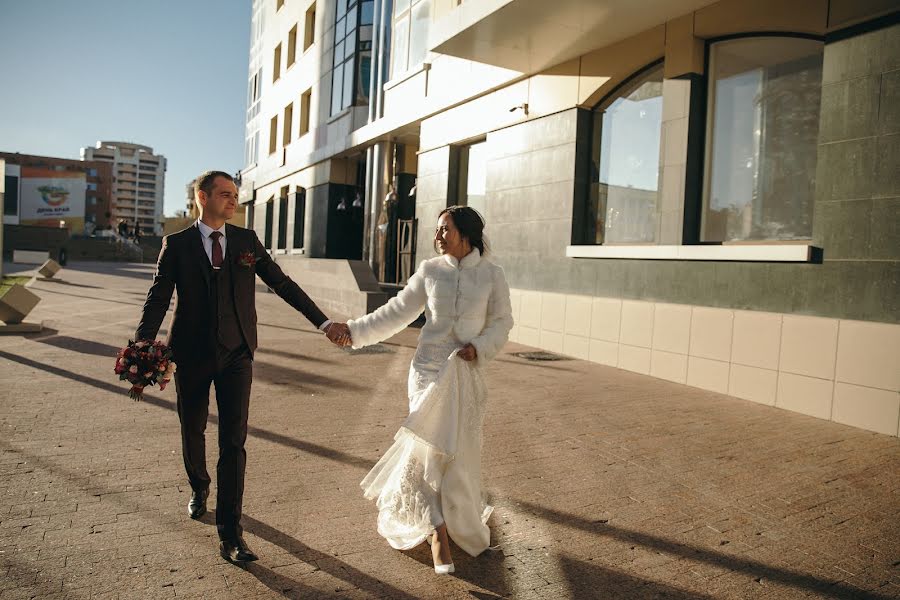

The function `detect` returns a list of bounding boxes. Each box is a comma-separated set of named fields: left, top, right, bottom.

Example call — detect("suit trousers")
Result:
left=174, top=343, right=252, bottom=542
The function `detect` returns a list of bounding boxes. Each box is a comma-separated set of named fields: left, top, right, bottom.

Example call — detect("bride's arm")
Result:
left=347, top=263, right=428, bottom=348
left=469, top=265, right=513, bottom=364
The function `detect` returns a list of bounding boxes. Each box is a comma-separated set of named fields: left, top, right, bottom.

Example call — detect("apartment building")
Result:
left=81, top=141, right=167, bottom=235
left=240, top=0, right=900, bottom=437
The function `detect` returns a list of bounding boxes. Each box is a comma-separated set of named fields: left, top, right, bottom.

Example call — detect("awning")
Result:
left=429, top=0, right=716, bottom=74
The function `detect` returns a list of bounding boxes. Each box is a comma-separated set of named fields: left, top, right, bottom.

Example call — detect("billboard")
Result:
left=19, top=166, right=85, bottom=232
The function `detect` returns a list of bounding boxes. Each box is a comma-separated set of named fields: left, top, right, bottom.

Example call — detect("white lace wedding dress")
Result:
left=360, top=338, right=492, bottom=555
left=349, top=250, right=513, bottom=557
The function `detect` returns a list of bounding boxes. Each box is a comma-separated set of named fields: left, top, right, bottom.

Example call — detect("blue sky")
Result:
left=0, top=1, right=250, bottom=216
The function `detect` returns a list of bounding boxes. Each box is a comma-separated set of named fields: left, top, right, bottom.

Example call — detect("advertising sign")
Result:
left=19, top=166, right=86, bottom=232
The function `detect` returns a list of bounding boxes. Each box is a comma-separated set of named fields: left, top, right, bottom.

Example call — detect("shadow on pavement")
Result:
left=240, top=514, right=423, bottom=600
left=239, top=563, right=322, bottom=598
left=31, top=333, right=121, bottom=357
left=0, top=350, right=376, bottom=471
left=253, top=359, right=366, bottom=392
left=66, top=262, right=156, bottom=281
left=30, top=286, right=146, bottom=307
left=254, top=347, right=335, bottom=364
left=34, top=278, right=104, bottom=289
left=557, top=554, right=715, bottom=599
left=515, top=500, right=891, bottom=600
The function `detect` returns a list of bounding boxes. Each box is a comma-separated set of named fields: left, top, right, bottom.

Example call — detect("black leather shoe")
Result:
left=219, top=536, right=259, bottom=563
left=188, top=489, right=209, bottom=519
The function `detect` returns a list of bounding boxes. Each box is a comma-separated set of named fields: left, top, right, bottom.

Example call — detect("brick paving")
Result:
left=0, top=261, right=898, bottom=599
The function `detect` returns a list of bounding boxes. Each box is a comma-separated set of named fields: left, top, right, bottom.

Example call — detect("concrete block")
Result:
left=0, top=284, right=40, bottom=324
left=38, top=259, right=62, bottom=279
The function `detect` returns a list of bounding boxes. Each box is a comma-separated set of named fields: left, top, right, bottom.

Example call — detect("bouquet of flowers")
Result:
left=114, top=340, right=176, bottom=401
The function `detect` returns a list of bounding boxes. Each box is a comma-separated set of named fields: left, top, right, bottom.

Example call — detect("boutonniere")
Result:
left=236, top=251, right=257, bottom=268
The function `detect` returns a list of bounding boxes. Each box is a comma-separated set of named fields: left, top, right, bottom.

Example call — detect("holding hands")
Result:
left=325, top=322, right=352, bottom=347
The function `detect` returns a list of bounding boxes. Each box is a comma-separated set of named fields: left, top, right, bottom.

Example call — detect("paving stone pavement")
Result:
left=0, top=261, right=898, bottom=600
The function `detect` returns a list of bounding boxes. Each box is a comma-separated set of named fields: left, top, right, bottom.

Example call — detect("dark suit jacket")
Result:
left=135, top=223, right=327, bottom=359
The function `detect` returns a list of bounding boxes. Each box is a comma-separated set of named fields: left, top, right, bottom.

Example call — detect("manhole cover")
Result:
left=511, top=351, right=570, bottom=362
left=344, top=344, right=394, bottom=355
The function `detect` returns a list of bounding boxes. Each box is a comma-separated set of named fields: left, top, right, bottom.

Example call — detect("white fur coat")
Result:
left=348, top=249, right=513, bottom=364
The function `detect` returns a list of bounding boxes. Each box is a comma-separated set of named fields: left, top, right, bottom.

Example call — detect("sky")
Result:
left=0, top=0, right=251, bottom=216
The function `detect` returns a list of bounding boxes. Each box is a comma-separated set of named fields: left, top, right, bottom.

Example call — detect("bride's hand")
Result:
left=458, top=344, right=477, bottom=361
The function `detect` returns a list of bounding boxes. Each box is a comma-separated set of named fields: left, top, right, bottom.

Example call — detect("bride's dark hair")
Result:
left=435, top=206, right=489, bottom=255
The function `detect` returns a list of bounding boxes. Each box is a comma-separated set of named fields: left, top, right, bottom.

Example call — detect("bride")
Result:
left=338, top=206, right=513, bottom=574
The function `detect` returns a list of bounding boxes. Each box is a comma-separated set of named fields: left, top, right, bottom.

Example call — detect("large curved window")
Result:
left=587, top=63, right=663, bottom=244
left=703, top=36, right=823, bottom=242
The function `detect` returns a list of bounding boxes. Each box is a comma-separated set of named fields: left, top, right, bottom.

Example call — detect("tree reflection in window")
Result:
left=703, top=37, right=823, bottom=242
left=588, top=62, right=663, bottom=244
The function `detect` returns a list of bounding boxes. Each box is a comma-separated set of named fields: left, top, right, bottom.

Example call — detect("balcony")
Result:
left=429, top=0, right=715, bottom=74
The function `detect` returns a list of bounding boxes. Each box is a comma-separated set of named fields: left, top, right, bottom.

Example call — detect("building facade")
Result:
left=81, top=141, right=167, bottom=235
left=240, top=0, right=900, bottom=437
left=1, top=151, right=114, bottom=233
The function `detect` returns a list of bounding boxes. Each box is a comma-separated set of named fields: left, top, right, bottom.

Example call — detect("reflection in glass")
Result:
left=358, top=52, right=372, bottom=102
left=703, top=37, right=822, bottom=242
left=458, top=141, right=488, bottom=216
left=408, top=0, right=431, bottom=68
left=391, top=16, right=409, bottom=78
left=343, top=59, right=355, bottom=110
left=331, top=67, right=343, bottom=115
left=590, top=64, right=663, bottom=244
left=345, top=33, right=355, bottom=59
left=395, top=0, right=411, bottom=16
left=361, top=0, right=374, bottom=25
left=346, top=4, right=358, bottom=33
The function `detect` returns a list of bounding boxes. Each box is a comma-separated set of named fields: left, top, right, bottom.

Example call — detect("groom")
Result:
left=134, top=170, right=349, bottom=563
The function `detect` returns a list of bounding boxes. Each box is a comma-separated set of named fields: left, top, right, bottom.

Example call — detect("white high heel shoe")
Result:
left=427, top=532, right=455, bottom=575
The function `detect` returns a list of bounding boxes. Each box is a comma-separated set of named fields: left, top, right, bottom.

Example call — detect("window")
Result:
left=88, top=168, right=98, bottom=177
left=283, top=102, right=294, bottom=146
left=288, top=24, right=298, bottom=67
left=87, top=183, right=98, bottom=191
left=587, top=62, right=663, bottom=244
left=391, top=0, right=430, bottom=78
left=303, top=3, right=316, bottom=51
left=457, top=140, right=488, bottom=215
left=4, top=175, right=18, bottom=216
left=264, top=197, right=274, bottom=248
left=292, top=188, right=306, bottom=249
left=273, top=43, right=282, bottom=82
left=247, top=67, right=262, bottom=119
left=331, top=0, right=373, bottom=115
left=299, top=89, right=312, bottom=136
left=269, top=115, right=278, bottom=154
left=245, top=130, right=260, bottom=166
left=702, top=37, right=823, bottom=243
left=278, top=186, right=289, bottom=250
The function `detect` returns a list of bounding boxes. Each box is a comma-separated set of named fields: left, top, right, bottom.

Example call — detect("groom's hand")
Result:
left=325, top=322, right=352, bottom=347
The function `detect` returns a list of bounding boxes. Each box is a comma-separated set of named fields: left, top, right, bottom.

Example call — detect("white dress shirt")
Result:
left=196, top=220, right=332, bottom=332
left=196, top=219, right=227, bottom=266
